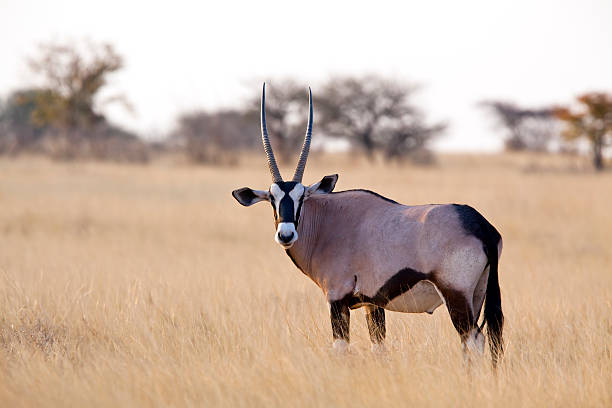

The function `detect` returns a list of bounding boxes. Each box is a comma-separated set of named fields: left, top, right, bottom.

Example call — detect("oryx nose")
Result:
left=278, top=232, right=294, bottom=244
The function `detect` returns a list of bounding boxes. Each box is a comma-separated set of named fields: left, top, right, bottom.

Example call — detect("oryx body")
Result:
left=233, top=84, right=504, bottom=366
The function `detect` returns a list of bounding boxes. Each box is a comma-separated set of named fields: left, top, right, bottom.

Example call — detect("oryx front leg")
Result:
left=329, top=299, right=350, bottom=352
left=365, top=305, right=386, bottom=353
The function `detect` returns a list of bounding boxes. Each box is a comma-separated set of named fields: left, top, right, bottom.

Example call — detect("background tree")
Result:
left=318, top=75, right=444, bottom=161
left=245, top=80, right=311, bottom=163
left=0, top=89, right=51, bottom=154
left=169, top=109, right=258, bottom=165
left=27, top=41, right=126, bottom=131
left=382, top=121, right=445, bottom=163
left=480, top=101, right=557, bottom=152
left=0, top=40, right=147, bottom=161
left=554, top=93, right=612, bottom=171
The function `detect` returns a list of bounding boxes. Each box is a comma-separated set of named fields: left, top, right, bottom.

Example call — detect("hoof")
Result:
left=371, top=342, right=386, bottom=354
left=463, top=328, right=485, bottom=354
left=332, top=339, right=349, bottom=353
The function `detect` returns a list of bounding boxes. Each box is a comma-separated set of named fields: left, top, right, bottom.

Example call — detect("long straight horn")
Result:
left=292, top=87, right=313, bottom=182
left=261, top=83, right=283, bottom=183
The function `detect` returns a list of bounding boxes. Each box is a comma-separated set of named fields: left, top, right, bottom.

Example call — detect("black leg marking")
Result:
left=365, top=306, right=386, bottom=344
left=438, top=287, right=475, bottom=341
left=329, top=298, right=350, bottom=342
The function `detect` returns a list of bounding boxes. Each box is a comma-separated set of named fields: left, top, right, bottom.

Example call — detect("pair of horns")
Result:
left=260, top=83, right=312, bottom=183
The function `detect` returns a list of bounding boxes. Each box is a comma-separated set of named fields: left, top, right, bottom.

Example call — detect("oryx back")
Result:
left=290, top=190, right=499, bottom=315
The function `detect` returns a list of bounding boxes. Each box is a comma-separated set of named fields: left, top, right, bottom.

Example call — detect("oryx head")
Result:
left=232, top=84, right=338, bottom=249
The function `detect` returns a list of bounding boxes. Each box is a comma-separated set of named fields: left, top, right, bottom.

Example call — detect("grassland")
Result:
left=0, top=154, right=610, bottom=407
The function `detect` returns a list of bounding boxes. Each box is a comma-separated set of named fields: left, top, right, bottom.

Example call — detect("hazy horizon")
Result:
left=1, top=0, right=611, bottom=152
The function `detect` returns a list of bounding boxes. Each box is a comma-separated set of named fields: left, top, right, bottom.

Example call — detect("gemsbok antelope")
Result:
left=232, top=84, right=504, bottom=366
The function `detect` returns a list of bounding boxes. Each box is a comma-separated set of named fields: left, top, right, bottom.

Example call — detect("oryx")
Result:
left=232, top=84, right=504, bottom=366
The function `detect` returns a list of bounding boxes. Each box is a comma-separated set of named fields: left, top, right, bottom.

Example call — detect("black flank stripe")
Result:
left=345, top=268, right=430, bottom=309
left=372, top=268, right=430, bottom=305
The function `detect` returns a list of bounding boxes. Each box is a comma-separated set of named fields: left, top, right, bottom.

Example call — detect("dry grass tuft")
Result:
left=0, top=154, right=610, bottom=407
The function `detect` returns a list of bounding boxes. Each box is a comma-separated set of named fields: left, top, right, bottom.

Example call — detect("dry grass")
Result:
left=0, top=153, right=610, bottom=407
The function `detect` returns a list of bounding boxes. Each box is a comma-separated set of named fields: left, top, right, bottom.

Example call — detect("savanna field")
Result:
left=0, top=154, right=610, bottom=407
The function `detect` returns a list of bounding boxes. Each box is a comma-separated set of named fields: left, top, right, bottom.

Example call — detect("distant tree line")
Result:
left=480, top=95, right=612, bottom=170
left=1, top=40, right=611, bottom=170
left=171, top=77, right=446, bottom=165
left=479, top=101, right=556, bottom=152
left=0, top=41, right=445, bottom=165
left=169, top=109, right=259, bottom=165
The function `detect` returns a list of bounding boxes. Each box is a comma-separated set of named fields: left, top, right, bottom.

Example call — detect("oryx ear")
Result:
left=306, top=174, right=338, bottom=196
left=232, top=187, right=270, bottom=206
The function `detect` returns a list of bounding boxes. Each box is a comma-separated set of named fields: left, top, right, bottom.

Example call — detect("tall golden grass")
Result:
left=0, top=154, right=610, bottom=407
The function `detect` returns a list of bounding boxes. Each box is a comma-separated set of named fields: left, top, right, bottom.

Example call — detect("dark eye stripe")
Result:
left=295, top=196, right=304, bottom=223
left=270, top=182, right=305, bottom=225
left=277, top=196, right=297, bottom=223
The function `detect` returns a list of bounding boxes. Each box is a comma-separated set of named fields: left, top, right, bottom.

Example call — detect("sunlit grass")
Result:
left=0, top=154, right=610, bottom=407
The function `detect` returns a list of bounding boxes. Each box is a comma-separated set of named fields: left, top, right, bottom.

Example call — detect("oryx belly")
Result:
left=383, top=280, right=444, bottom=313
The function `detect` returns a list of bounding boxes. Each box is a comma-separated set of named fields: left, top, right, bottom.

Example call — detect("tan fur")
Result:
left=287, top=191, right=491, bottom=314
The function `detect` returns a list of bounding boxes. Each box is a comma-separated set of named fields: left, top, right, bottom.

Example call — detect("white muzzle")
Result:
left=275, top=222, right=298, bottom=248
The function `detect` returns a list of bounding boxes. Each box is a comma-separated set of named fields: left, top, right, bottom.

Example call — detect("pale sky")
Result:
left=1, top=0, right=611, bottom=151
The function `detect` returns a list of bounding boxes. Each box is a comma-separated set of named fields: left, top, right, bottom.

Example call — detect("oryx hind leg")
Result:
left=472, top=265, right=489, bottom=327
left=436, top=243, right=488, bottom=360
left=365, top=305, right=386, bottom=352
left=437, top=286, right=485, bottom=360
left=468, top=262, right=493, bottom=359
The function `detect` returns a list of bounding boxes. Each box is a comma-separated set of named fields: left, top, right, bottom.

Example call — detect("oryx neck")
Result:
left=284, top=196, right=326, bottom=277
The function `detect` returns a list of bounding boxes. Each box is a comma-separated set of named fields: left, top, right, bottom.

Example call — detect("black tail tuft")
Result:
left=483, top=241, right=504, bottom=368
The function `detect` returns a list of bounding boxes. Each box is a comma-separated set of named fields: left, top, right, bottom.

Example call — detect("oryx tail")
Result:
left=483, top=237, right=503, bottom=367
